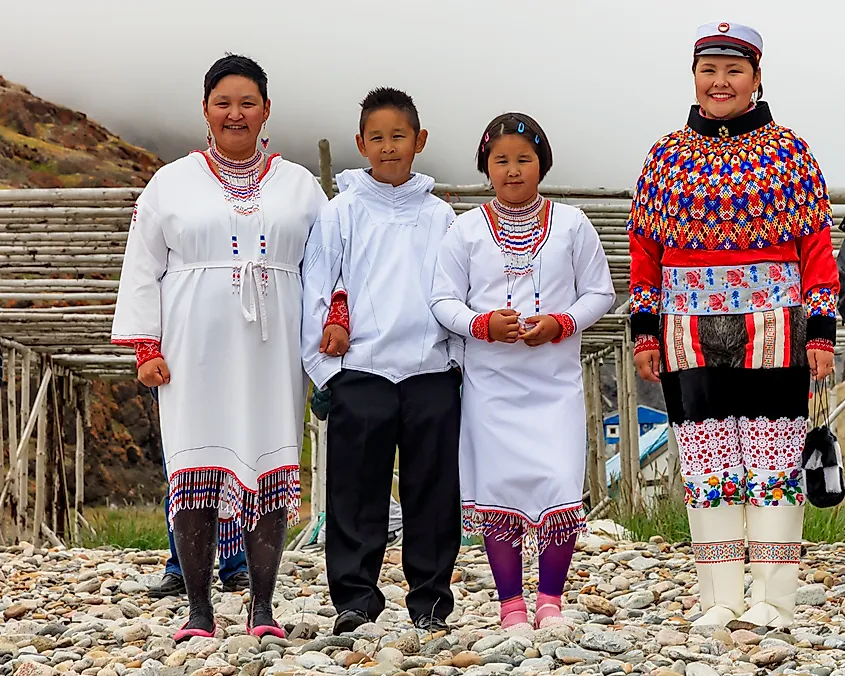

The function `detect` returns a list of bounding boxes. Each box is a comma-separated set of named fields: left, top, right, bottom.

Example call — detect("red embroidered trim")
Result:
left=471, top=312, right=494, bottom=342
left=325, top=292, right=350, bottom=332
left=134, top=340, right=163, bottom=369
left=807, top=338, right=835, bottom=353
left=634, top=334, right=661, bottom=355
left=549, top=313, right=575, bottom=343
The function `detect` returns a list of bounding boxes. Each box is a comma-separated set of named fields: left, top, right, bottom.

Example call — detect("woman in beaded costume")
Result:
left=431, top=113, right=614, bottom=630
left=111, top=55, right=329, bottom=640
left=629, top=22, right=839, bottom=628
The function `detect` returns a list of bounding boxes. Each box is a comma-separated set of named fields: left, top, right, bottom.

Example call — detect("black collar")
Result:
left=687, top=101, right=773, bottom=138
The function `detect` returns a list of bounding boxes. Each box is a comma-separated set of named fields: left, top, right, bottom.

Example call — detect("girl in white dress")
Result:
left=430, top=113, right=614, bottom=631
left=111, top=56, right=327, bottom=641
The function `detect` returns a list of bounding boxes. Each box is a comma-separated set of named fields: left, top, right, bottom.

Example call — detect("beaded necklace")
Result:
left=490, top=194, right=545, bottom=314
left=207, top=145, right=268, bottom=293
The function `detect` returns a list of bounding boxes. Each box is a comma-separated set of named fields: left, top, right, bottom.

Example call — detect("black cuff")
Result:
left=631, top=312, right=660, bottom=339
left=807, top=315, right=836, bottom=344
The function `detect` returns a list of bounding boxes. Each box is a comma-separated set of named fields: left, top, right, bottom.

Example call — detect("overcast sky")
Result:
left=2, top=0, right=843, bottom=188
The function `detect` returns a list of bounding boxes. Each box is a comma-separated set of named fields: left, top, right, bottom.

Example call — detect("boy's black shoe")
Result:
left=414, top=615, right=449, bottom=633
left=149, top=573, right=186, bottom=598
left=333, top=609, right=370, bottom=635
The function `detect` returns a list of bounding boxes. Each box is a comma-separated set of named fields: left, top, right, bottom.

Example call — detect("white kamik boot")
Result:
left=738, top=504, right=804, bottom=628
left=688, top=505, right=747, bottom=626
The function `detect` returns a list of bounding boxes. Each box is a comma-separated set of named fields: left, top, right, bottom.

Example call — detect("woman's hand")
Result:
left=489, top=309, right=521, bottom=343
left=139, top=357, right=171, bottom=387
left=521, top=315, right=563, bottom=347
left=808, top=348, right=834, bottom=382
left=634, top=350, right=661, bottom=383
left=320, top=325, right=350, bottom=357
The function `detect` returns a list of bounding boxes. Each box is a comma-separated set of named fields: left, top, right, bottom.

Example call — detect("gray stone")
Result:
left=298, top=636, right=355, bottom=653
left=555, top=647, right=604, bottom=664
left=614, top=591, right=655, bottom=610
left=627, top=557, right=660, bottom=572
left=685, top=663, right=720, bottom=676
left=796, top=583, right=828, bottom=606
left=113, top=624, right=151, bottom=643
left=519, top=656, right=555, bottom=672
left=295, top=651, right=334, bottom=669
left=227, top=635, right=260, bottom=654
left=601, top=659, right=626, bottom=674
left=579, top=633, right=632, bottom=655
left=473, top=635, right=506, bottom=653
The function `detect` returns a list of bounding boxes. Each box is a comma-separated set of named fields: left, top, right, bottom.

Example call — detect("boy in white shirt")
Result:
left=302, top=87, right=461, bottom=635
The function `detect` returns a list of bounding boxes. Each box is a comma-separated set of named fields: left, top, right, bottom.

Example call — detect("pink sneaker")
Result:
left=174, top=620, right=217, bottom=643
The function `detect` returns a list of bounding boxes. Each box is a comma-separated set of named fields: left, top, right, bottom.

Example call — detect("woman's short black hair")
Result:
left=476, top=112, right=553, bottom=181
left=204, top=54, right=268, bottom=103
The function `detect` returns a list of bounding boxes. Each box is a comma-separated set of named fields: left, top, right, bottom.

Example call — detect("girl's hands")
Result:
left=521, top=315, right=563, bottom=347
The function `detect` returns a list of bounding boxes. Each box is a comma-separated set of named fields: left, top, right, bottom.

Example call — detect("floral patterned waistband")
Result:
left=662, top=262, right=801, bottom=315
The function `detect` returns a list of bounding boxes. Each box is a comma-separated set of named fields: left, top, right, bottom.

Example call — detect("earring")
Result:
left=206, top=121, right=213, bottom=148
left=751, top=91, right=759, bottom=105
left=260, top=122, right=269, bottom=151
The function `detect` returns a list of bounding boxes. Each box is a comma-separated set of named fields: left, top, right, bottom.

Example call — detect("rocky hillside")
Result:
left=0, top=75, right=162, bottom=189
left=0, top=75, right=166, bottom=506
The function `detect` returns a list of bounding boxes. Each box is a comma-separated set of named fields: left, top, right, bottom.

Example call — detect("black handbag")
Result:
left=802, top=378, right=845, bottom=508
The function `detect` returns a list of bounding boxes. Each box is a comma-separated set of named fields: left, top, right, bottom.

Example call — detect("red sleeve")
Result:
left=324, top=290, right=350, bottom=332
left=797, top=229, right=838, bottom=343
left=470, top=312, right=495, bottom=342
left=134, top=340, right=163, bottom=369
left=549, top=313, right=575, bottom=344
left=629, top=232, right=663, bottom=338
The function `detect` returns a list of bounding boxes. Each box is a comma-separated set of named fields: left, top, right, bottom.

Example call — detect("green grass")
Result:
left=81, top=505, right=169, bottom=550
left=610, top=495, right=845, bottom=544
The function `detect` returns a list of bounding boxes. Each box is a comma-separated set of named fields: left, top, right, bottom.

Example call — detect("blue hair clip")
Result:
left=535, top=134, right=540, bottom=144
left=517, top=122, right=525, bottom=133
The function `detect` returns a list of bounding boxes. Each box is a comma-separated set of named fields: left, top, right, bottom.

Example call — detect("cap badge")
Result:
left=718, top=22, right=730, bottom=33
left=718, top=126, right=730, bottom=139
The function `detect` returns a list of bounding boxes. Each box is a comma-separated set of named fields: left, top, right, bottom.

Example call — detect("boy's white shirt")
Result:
left=301, top=168, right=462, bottom=389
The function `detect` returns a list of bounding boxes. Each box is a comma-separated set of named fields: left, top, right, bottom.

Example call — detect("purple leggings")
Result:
left=483, top=522, right=576, bottom=601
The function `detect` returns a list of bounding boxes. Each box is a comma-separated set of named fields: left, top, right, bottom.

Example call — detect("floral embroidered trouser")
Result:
left=660, top=307, right=809, bottom=509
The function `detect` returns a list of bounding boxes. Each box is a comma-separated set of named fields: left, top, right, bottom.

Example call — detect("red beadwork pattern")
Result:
left=134, top=340, right=163, bottom=369
left=807, top=338, right=835, bottom=353
left=675, top=417, right=742, bottom=476
left=325, top=292, right=350, bottom=332
left=738, top=416, right=805, bottom=471
left=549, top=313, right=575, bottom=344
left=471, top=312, right=494, bottom=342
left=634, top=334, right=660, bottom=355
left=628, top=124, right=833, bottom=251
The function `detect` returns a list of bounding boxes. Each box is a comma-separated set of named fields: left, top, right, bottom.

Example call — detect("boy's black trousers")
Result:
left=325, top=368, right=461, bottom=623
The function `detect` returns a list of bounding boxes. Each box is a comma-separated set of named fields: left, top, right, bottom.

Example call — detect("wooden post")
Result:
left=584, top=358, right=602, bottom=509
left=19, top=349, right=31, bottom=535
left=318, top=139, right=334, bottom=200
left=591, top=358, right=608, bottom=500
left=74, top=387, right=84, bottom=544
left=614, top=345, right=633, bottom=517
left=0, top=366, right=52, bottom=512
left=33, top=362, right=48, bottom=546
left=7, top=350, right=18, bottom=536
left=666, top=425, right=683, bottom=501
left=623, top=324, right=642, bottom=512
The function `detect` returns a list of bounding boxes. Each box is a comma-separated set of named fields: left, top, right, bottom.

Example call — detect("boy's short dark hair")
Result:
left=476, top=112, right=554, bottom=181
left=204, top=54, right=268, bottom=103
left=359, top=87, right=421, bottom=136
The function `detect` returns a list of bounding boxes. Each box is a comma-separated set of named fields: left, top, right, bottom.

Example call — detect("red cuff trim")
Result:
left=471, top=312, right=494, bottom=342
left=549, top=313, right=575, bottom=343
left=634, top=334, right=661, bottom=355
left=807, top=338, right=835, bottom=353
left=134, top=340, right=163, bottom=369
left=325, top=296, right=350, bottom=332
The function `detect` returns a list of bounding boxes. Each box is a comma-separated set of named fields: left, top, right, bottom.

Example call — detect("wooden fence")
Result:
left=1, top=139, right=843, bottom=545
